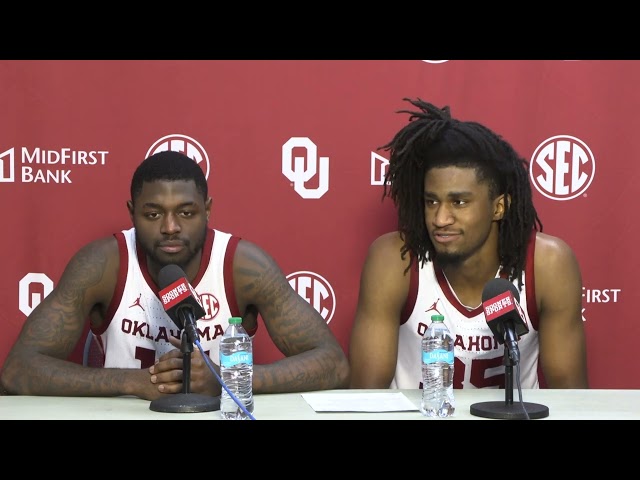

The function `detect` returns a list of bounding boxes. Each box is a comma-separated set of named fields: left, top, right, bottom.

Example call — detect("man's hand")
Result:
left=148, top=335, right=221, bottom=397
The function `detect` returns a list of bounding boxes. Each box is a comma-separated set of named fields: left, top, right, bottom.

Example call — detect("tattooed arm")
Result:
left=233, top=239, right=350, bottom=393
left=0, top=237, right=159, bottom=399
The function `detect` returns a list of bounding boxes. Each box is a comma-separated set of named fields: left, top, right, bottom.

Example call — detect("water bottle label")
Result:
left=220, top=351, right=253, bottom=367
left=423, top=349, right=453, bottom=365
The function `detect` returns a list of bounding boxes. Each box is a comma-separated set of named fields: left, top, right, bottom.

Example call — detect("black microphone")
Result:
left=157, top=264, right=205, bottom=344
left=471, top=277, right=549, bottom=419
left=481, top=277, right=529, bottom=364
left=150, top=264, right=220, bottom=414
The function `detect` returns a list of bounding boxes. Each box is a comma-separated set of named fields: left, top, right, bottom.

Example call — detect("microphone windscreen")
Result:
left=158, top=264, right=186, bottom=290
left=481, top=277, right=520, bottom=303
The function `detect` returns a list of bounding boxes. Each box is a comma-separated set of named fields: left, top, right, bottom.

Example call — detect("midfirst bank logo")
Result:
left=282, top=137, right=329, bottom=199
left=0, top=147, right=109, bottom=184
left=146, top=134, right=211, bottom=180
left=530, top=135, right=596, bottom=201
left=286, top=271, right=336, bottom=324
left=582, top=286, right=621, bottom=322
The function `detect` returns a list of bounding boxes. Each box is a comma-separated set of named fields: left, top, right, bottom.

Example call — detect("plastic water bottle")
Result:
left=219, top=316, right=254, bottom=420
left=420, top=314, right=455, bottom=417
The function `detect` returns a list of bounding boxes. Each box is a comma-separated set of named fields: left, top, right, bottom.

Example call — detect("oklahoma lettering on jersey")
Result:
left=391, top=233, right=541, bottom=390
left=90, top=227, right=246, bottom=369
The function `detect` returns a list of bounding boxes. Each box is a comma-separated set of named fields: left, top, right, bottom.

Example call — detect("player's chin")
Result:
left=434, top=249, right=466, bottom=266
left=156, top=250, right=190, bottom=266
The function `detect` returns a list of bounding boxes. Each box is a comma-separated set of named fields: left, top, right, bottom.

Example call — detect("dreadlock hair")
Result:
left=380, top=97, right=542, bottom=288
left=130, top=150, right=208, bottom=204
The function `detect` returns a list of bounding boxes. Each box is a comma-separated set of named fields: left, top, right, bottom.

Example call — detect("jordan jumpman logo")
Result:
left=425, top=298, right=442, bottom=316
left=129, top=294, right=145, bottom=311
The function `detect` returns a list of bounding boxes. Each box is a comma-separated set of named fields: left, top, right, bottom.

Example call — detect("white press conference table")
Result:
left=1, top=388, right=639, bottom=420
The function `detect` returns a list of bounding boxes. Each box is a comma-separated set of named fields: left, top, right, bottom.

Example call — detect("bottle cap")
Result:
left=229, top=316, right=242, bottom=325
left=431, top=314, right=444, bottom=322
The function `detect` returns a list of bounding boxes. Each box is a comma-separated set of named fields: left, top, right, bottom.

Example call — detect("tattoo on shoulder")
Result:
left=236, top=246, right=280, bottom=295
left=57, top=246, right=108, bottom=302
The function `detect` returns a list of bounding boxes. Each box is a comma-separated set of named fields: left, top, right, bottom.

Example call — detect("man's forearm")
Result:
left=1, top=354, right=147, bottom=397
left=251, top=347, right=348, bottom=394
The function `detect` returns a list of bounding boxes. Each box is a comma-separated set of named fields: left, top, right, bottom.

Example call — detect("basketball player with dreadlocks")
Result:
left=349, top=98, right=588, bottom=390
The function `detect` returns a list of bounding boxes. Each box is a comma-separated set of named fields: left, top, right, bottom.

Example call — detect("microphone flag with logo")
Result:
left=157, top=264, right=205, bottom=341
left=481, top=277, right=529, bottom=343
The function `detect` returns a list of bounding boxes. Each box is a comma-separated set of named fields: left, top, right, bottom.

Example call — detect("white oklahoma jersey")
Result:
left=90, top=227, right=250, bottom=370
left=391, top=233, right=541, bottom=389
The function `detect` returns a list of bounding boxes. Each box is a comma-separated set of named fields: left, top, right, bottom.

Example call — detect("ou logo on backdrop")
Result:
left=530, top=135, right=596, bottom=201
left=19, top=273, right=53, bottom=316
left=282, top=137, right=329, bottom=199
left=286, top=271, right=336, bottom=324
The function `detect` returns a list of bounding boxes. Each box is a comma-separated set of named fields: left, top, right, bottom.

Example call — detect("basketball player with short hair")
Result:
left=349, top=98, right=588, bottom=390
left=1, top=151, right=349, bottom=398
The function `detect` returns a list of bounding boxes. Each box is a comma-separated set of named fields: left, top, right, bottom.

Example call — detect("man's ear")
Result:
left=205, top=197, right=212, bottom=222
left=494, top=194, right=510, bottom=220
left=127, top=200, right=134, bottom=220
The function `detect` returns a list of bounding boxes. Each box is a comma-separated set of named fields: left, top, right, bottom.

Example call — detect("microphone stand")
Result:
left=149, top=329, right=220, bottom=413
left=470, top=346, right=549, bottom=419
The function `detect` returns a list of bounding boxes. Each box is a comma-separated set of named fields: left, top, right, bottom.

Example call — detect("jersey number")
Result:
left=454, top=356, right=505, bottom=388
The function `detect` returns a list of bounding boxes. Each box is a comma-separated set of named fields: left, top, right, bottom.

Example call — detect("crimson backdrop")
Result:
left=1, top=60, right=634, bottom=388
